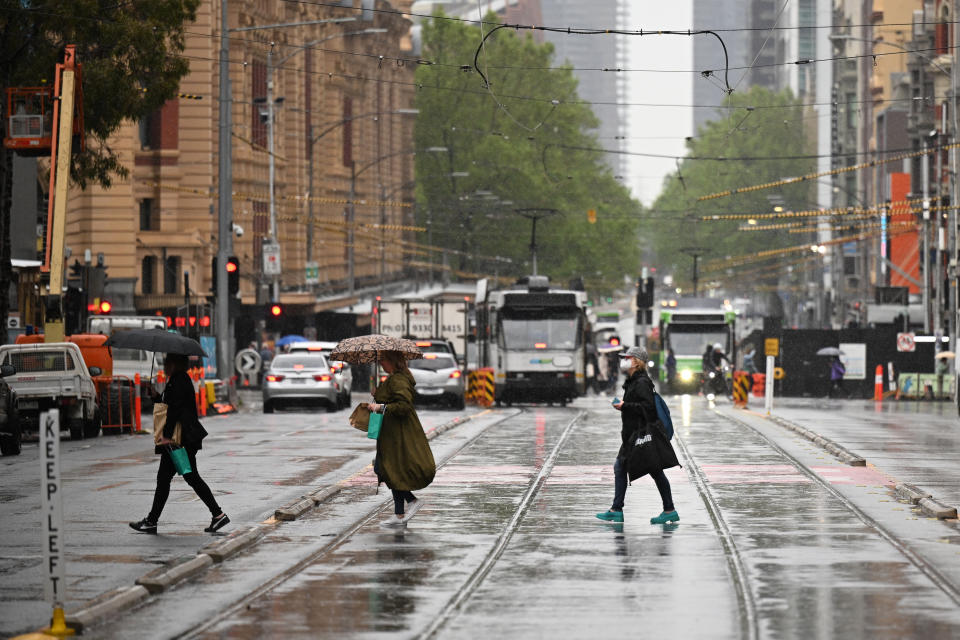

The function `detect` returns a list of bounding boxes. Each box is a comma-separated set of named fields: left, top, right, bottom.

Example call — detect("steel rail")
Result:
left=178, top=408, right=523, bottom=640
left=418, top=409, right=585, bottom=639
left=717, top=409, right=960, bottom=608
left=672, top=431, right=760, bottom=640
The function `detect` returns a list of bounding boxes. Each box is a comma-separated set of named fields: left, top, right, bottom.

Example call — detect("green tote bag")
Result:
left=367, top=411, right=383, bottom=440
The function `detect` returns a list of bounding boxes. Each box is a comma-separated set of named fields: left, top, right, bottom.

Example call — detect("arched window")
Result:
left=936, top=4, right=952, bottom=55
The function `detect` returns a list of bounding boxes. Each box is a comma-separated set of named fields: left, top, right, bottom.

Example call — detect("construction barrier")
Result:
left=466, top=368, right=495, bottom=407
left=732, top=371, right=750, bottom=408
left=750, top=373, right=765, bottom=398
left=100, top=375, right=136, bottom=433
left=896, top=373, right=955, bottom=400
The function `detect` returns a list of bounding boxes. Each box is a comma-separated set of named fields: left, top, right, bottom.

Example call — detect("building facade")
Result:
left=59, top=0, right=417, bottom=321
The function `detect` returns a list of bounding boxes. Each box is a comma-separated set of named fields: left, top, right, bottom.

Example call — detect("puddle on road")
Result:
left=272, top=456, right=353, bottom=486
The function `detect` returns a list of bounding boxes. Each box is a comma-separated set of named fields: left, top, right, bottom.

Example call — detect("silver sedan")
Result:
left=262, top=353, right=339, bottom=413
left=408, top=353, right=465, bottom=410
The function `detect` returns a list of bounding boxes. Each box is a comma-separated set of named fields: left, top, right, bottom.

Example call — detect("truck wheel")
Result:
left=83, top=408, right=101, bottom=439
left=69, top=420, right=83, bottom=441
left=0, top=418, right=21, bottom=456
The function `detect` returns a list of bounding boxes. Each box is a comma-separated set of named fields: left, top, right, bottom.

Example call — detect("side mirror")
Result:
left=0, top=364, right=15, bottom=377
left=88, top=366, right=102, bottom=377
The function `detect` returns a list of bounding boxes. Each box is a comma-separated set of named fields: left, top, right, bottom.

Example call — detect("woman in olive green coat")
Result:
left=367, top=351, right=436, bottom=527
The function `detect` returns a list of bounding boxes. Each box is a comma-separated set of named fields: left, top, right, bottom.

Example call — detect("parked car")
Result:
left=0, top=363, right=19, bottom=455
left=408, top=353, right=465, bottom=410
left=262, top=353, right=339, bottom=413
left=0, top=342, right=101, bottom=442
left=287, top=341, right=353, bottom=408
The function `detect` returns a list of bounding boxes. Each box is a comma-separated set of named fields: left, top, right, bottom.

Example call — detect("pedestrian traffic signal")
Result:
left=269, top=303, right=283, bottom=317
left=226, top=256, right=239, bottom=295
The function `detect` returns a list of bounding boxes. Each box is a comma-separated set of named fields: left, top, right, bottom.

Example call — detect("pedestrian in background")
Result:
left=664, top=348, right=677, bottom=394
left=596, top=346, right=679, bottom=525
left=742, top=344, right=757, bottom=374
left=130, top=354, right=229, bottom=534
left=828, top=355, right=847, bottom=399
left=369, top=350, right=436, bottom=527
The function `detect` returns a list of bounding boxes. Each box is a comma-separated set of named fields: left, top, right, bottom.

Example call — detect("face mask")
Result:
left=619, top=358, right=633, bottom=372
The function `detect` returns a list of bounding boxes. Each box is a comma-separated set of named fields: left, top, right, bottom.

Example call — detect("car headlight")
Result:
left=679, top=369, right=693, bottom=382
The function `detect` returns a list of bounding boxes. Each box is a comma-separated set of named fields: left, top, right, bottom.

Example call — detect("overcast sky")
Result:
left=624, top=1, right=694, bottom=206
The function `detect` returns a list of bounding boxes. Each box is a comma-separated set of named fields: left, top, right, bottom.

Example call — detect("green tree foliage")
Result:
left=414, top=12, right=642, bottom=292
left=650, top=86, right=815, bottom=291
left=0, top=0, right=198, bottom=341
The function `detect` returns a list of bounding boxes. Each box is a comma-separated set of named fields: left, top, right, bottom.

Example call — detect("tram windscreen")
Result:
left=666, top=325, right=728, bottom=356
left=500, top=315, right=581, bottom=350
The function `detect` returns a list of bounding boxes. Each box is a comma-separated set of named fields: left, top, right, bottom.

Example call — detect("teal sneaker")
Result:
left=596, top=510, right=624, bottom=523
left=650, top=510, right=679, bottom=524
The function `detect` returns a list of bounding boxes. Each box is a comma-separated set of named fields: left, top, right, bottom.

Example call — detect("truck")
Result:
left=374, top=298, right=470, bottom=366
left=0, top=342, right=101, bottom=442
left=88, top=315, right=165, bottom=403
left=475, top=275, right=589, bottom=406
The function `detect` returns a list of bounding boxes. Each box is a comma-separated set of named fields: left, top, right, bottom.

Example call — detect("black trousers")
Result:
left=148, top=447, right=222, bottom=522
left=392, top=489, right=416, bottom=515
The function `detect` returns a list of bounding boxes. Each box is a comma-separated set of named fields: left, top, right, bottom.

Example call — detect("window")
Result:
left=164, top=255, right=180, bottom=294
left=141, top=256, right=155, bottom=294
left=139, top=199, right=157, bottom=231
left=251, top=60, right=267, bottom=148
left=139, top=110, right=160, bottom=149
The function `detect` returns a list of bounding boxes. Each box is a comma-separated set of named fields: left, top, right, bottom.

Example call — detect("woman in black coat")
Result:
left=129, top=353, right=229, bottom=534
left=596, top=346, right=679, bottom=524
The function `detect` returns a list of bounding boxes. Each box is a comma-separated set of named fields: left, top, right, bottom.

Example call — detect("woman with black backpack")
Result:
left=596, top=346, right=680, bottom=525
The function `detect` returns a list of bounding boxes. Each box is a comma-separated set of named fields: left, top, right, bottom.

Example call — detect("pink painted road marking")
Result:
left=339, top=464, right=893, bottom=487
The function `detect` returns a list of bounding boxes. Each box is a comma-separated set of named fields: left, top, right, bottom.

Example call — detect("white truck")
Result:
left=374, top=299, right=470, bottom=366
left=88, top=315, right=164, bottom=406
left=0, top=342, right=101, bottom=441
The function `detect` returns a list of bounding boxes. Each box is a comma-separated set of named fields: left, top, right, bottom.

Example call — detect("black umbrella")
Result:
left=104, top=328, right=207, bottom=357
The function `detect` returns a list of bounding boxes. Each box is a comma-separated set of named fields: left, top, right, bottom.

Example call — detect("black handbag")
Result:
left=626, top=420, right=681, bottom=482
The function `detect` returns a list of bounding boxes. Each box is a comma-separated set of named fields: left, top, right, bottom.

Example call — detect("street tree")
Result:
left=649, top=86, right=816, bottom=293
left=0, top=0, right=199, bottom=341
left=414, top=11, right=642, bottom=294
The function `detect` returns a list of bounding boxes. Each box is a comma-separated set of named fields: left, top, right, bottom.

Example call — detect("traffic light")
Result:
left=99, top=300, right=112, bottom=314
left=269, top=303, right=283, bottom=317
left=636, top=276, right=655, bottom=309
left=88, top=298, right=111, bottom=315
left=226, top=256, right=239, bottom=295
left=587, top=208, right=597, bottom=224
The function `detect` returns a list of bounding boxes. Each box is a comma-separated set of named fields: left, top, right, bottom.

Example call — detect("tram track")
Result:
left=672, top=431, right=760, bottom=640
left=178, top=407, right=523, bottom=640
left=715, top=407, right=960, bottom=609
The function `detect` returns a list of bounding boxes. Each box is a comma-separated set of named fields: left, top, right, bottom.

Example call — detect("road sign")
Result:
left=235, top=348, right=262, bottom=374
left=305, top=261, right=319, bottom=285
left=897, top=332, right=915, bottom=352
left=764, top=338, right=779, bottom=357
left=262, top=241, right=281, bottom=276
left=40, top=411, right=66, bottom=607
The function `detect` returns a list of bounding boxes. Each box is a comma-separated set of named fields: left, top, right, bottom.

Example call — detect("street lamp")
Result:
left=348, top=147, right=447, bottom=294
left=306, top=108, right=418, bottom=265
left=262, top=27, right=388, bottom=301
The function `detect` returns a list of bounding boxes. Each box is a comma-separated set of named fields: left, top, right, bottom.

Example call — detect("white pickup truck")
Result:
left=0, top=342, right=101, bottom=441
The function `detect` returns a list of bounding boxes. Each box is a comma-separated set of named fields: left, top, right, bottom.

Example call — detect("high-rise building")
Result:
left=691, top=0, right=750, bottom=135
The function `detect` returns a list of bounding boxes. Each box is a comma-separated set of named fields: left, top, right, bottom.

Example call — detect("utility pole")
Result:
left=923, top=142, right=931, bottom=334
left=515, top=208, right=559, bottom=276
left=215, top=0, right=234, bottom=379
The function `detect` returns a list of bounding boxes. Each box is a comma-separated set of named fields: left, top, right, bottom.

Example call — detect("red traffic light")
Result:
left=98, top=300, right=112, bottom=314
left=225, top=261, right=238, bottom=273
left=270, top=304, right=282, bottom=317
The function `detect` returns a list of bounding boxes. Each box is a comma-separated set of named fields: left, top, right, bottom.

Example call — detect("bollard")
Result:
left=764, top=355, right=774, bottom=415
left=133, top=373, right=142, bottom=433
left=874, top=364, right=883, bottom=401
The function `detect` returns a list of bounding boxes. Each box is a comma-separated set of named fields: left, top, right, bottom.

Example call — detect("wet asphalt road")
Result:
left=74, top=394, right=960, bottom=639
left=3, top=390, right=960, bottom=638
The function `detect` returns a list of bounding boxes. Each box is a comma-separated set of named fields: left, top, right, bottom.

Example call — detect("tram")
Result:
left=476, top=275, right=589, bottom=406
left=658, top=298, right=736, bottom=392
